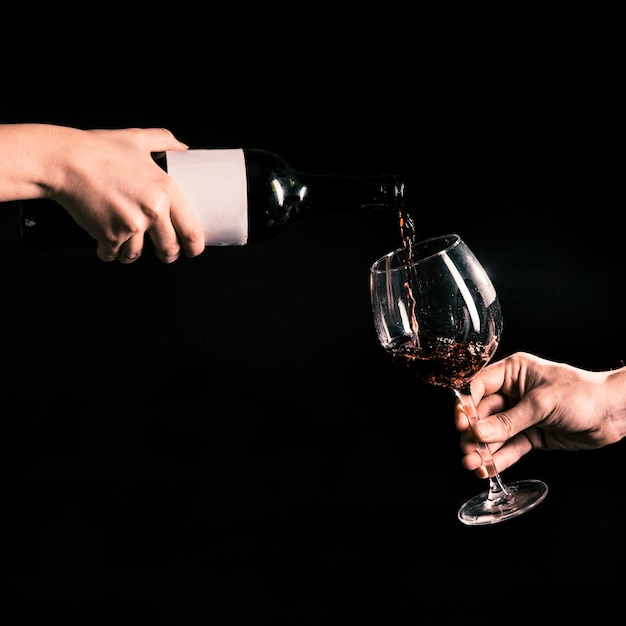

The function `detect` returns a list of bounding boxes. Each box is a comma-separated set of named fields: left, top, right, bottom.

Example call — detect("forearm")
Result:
left=0, top=123, right=82, bottom=202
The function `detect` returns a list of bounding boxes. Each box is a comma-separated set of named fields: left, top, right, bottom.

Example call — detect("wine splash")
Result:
left=389, top=336, right=493, bottom=390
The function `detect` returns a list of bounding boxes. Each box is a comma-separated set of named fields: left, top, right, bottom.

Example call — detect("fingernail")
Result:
left=475, top=465, right=489, bottom=480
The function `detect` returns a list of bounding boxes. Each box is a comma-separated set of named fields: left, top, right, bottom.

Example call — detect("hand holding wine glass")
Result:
left=369, top=233, right=548, bottom=525
left=456, top=351, right=626, bottom=474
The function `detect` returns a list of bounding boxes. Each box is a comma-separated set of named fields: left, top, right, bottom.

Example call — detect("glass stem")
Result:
left=454, top=386, right=511, bottom=501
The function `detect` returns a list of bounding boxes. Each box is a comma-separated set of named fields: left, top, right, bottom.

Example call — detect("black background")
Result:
left=2, top=24, right=624, bottom=624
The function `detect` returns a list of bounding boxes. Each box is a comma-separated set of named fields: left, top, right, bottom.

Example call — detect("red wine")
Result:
left=398, top=206, right=416, bottom=264
left=396, top=205, right=419, bottom=349
left=388, top=336, right=494, bottom=390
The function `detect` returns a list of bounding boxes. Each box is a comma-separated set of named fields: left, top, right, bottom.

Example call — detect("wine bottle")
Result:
left=16, top=148, right=406, bottom=249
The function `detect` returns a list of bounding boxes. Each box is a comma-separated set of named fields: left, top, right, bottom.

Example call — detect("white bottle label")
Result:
left=165, top=149, right=248, bottom=245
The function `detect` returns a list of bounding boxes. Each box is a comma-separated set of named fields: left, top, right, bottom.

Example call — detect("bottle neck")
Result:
left=300, top=173, right=406, bottom=212
left=243, top=148, right=407, bottom=243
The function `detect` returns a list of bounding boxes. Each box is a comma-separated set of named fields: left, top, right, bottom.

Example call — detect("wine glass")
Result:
left=369, top=233, right=548, bottom=526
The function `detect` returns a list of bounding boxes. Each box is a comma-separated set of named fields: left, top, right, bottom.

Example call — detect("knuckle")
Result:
left=496, top=412, right=514, bottom=435
left=156, top=245, right=181, bottom=263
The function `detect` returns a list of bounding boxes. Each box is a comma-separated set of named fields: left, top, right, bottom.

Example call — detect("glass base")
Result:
left=458, top=479, right=548, bottom=526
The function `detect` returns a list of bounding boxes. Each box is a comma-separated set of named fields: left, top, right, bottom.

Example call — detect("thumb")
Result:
left=141, top=127, right=189, bottom=152
left=474, top=402, right=532, bottom=444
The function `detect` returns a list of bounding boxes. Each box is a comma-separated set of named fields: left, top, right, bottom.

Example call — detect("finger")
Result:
left=96, top=238, right=123, bottom=263
left=117, top=233, right=145, bottom=264
left=168, top=186, right=205, bottom=258
left=454, top=400, right=471, bottom=432
left=461, top=430, right=530, bottom=477
left=459, top=447, right=491, bottom=479
left=473, top=397, right=546, bottom=445
left=139, top=127, right=189, bottom=152
left=91, top=127, right=189, bottom=153
left=147, top=219, right=182, bottom=264
left=469, top=358, right=509, bottom=401
left=454, top=395, right=507, bottom=431
left=461, top=449, right=484, bottom=473
left=460, top=429, right=505, bottom=455
left=476, top=392, right=510, bottom=418
left=146, top=134, right=204, bottom=257
left=484, top=432, right=534, bottom=475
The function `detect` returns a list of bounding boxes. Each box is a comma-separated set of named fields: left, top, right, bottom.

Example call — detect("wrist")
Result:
left=0, top=123, right=62, bottom=201
left=603, top=366, right=626, bottom=441
left=35, top=124, right=87, bottom=199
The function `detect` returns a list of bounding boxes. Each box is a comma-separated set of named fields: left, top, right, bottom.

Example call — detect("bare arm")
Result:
left=0, top=123, right=205, bottom=263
